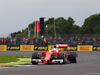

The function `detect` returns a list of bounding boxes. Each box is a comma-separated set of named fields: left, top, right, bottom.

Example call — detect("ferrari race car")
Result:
left=31, top=44, right=78, bottom=65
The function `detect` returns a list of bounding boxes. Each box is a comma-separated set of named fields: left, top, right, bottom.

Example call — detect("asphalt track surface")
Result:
left=0, top=51, right=100, bottom=75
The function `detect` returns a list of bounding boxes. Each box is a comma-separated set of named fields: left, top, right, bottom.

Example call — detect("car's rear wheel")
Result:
left=31, top=52, right=39, bottom=65
left=69, top=52, right=77, bottom=63
left=59, top=53, right=67, bottom=64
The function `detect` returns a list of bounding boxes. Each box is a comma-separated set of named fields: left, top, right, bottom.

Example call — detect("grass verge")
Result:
left=0, top=55, right=30, bottom=63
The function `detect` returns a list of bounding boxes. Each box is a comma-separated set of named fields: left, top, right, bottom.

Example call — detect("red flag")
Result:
left=35, top=22, right=37, bottom=32
left=35, top=22, right=41, bottom=32
left=37, top=22, right=41, bottom=32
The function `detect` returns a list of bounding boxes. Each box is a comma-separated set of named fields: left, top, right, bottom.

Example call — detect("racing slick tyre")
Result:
left=59, top=53, right=67, bottom=64
left=69, top=52, right=77, bottom=63
left=31, top=52, right=39, bottom=65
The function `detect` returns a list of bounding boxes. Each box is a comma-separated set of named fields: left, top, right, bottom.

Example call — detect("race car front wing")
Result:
left=31, top=59, right=64, bottom=63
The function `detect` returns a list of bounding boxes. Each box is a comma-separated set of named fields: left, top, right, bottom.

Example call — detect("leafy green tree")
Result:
left=66, top=17, right=75, bottom=34
left=82, top=14, right=100, bottom=34
left=93, top=26, right=100, bottom=34
left=72, top=25, right=80, bottom=34
left=45, top=18, right=54, bottom=25
left=55, top=17, right=67, bottom=34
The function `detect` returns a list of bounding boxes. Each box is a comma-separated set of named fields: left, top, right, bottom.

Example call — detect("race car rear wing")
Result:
left=56, top=44, right=69, bottom=48
left=56, top=44, right=70, bottom=54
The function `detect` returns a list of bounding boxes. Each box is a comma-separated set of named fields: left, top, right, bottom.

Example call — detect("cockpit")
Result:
left=49, top=50, right=58, bottom=52
left=49, top=48, right=60, bottom=52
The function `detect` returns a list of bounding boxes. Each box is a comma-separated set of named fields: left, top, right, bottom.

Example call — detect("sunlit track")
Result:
left=0, top=67, right=14, bottom=69
left=0, top=51, right=100, bottom=75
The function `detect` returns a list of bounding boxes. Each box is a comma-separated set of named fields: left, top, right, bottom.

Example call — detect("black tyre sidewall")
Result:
left=31, top=52, right=39, bottom=64
left=69, top=52, right=77, bottom=63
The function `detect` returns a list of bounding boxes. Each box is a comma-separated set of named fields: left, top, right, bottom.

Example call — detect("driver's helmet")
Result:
left=54, top=45, right=56, bottom=48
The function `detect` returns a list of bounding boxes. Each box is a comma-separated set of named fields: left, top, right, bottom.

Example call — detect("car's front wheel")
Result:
left=31, top=52, right=39, bottom=65
left=59, top=53, right=67, bottom=64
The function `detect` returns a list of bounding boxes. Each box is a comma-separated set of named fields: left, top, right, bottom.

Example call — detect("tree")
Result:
left=45, top=18, right=54, bottom=25
left=93, top=26, right=100, bottom=34
left=55, top=17, right=67, bottom=34
left=66, top=17, right=75, bottom=34
left=82, top=14, right=100, bottom=34
left=72, top=25, right=80, bottom=34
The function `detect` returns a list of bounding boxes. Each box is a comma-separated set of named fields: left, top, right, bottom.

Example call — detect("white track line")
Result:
left=15, top=65, right=37, bottom=67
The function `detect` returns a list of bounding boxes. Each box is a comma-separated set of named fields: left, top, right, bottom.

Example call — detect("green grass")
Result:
left=0, top=55, right=29, bottom=63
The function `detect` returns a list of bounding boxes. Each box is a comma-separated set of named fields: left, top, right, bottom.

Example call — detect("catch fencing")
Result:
left=1, top=34, right=100, bottom=46
left=0, top=34, right=100, bottom=51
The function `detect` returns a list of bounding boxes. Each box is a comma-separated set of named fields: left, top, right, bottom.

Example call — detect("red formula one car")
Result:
left=31, top=44, right=78, bottom=65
